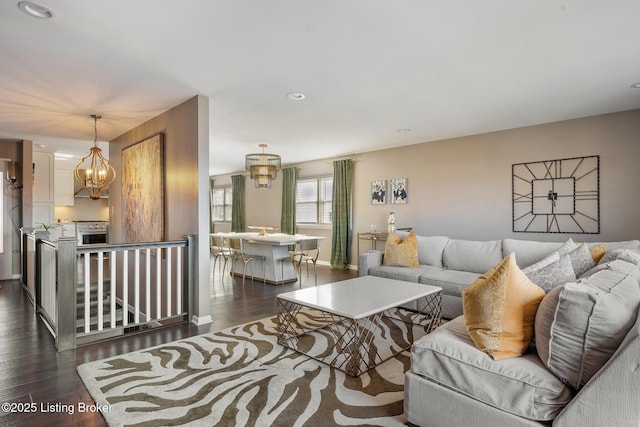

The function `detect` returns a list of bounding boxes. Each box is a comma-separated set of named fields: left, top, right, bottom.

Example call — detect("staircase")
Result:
left=31, top=235, right=193, bottom=350
left=76, top=280, right=127, bottom=335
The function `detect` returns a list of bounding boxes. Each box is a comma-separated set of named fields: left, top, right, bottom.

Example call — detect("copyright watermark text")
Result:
left=2, top=400, right=110, bottom=415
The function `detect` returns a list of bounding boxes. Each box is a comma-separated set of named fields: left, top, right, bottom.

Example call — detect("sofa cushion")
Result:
left=418, top=269, right=479, bottom=297
left=443, top=239, right=502, bottom=274
left=411, top=316, right=573, bottom=421
left=600, top=248, right=640, bottom=266
left=523, top=254, right=576, bottom=293
left=416, top=235, right=449, bottom=267
left=578, top=251, right=640, bottom=280
left=590, top=240, right=640, bottom=252
left=368, top=264, right=441, bottom=283
left=462, top=253, right=545, bottom=360
left=535, top=260, right=640, bottom=389
left=618, top=250, right=640, bottom=265
left=382, top=231, right=419, bottom=267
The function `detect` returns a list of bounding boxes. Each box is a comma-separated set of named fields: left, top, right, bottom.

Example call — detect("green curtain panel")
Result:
left=231, top=174, right=245, bottom=232
left=280, top=167, right=298, bottom=236
left=331, top=159, right=353, bottom=269
left=209, top=177, right=215, bottom=234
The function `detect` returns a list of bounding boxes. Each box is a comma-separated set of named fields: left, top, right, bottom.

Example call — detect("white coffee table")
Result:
left=276, top=275, right=442, bottom=376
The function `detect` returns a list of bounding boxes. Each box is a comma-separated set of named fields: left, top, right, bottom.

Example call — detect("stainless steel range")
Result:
left=76, top=221, right=109, bottom=246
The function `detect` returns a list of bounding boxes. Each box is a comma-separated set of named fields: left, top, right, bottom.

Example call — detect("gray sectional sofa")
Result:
left=358, top=233, right=639, bottom=319
left=358, top=234, right=640, bottom=426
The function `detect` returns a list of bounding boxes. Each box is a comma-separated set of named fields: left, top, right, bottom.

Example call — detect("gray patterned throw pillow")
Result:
left=525, top=255, right=576, bottom=293
left=567, top=244, right=596, bottom=277
left=522, top=251, right=560, bottom=274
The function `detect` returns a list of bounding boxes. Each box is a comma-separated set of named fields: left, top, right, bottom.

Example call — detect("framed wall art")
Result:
left=122, top=132, right=165, bottom=243
left=390, top=178, right=408, bottom=204
left=512, top=155, right=599, bottom=234
left=371, top=179, right=387, bottom=205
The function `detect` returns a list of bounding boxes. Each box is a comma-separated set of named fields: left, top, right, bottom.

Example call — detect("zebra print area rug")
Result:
left=78, top=310, right=427, bottom=426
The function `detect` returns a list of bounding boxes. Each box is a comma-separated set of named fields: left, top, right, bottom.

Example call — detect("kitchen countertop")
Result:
left=56, top=220, right=109, bottom=223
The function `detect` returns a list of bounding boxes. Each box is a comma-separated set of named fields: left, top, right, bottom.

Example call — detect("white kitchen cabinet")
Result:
left=54, top=168, right=74, bottom=206
left=61, top=223, right=76, bottom=238
left=49, top=222, right=76, bottom=241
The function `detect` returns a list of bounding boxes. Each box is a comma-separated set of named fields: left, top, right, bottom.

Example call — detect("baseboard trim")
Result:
left=191, top=314, right=213, bottom=326
left=316, top=260, right=358, bottom=270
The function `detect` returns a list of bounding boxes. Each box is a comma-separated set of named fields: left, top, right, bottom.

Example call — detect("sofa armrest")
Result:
left=358, top=251, right=383, bottom=276
left=554, top=314, right=640, bottom=427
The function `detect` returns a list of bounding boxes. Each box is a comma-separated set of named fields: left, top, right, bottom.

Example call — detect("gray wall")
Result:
left=110, top=95, right=211, bottom=324
left=212, top=109, right=640, bottom=268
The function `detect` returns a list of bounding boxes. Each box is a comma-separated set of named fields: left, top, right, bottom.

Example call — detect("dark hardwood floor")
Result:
left=0, top=260, right=357, bottom=426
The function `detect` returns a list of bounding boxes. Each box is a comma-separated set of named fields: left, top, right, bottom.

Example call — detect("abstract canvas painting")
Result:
left=122, top=133, right=164, bottom=243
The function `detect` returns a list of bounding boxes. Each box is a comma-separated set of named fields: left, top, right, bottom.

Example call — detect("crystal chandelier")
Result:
left=245, top=144, right=281, bottom=189
left=74, top=114, right=116, bottom=199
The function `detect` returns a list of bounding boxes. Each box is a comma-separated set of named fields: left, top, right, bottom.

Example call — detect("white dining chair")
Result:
left=229, top=237, right=266, bottom=285
left=297, top=238, right=320, bottom=285
left=278, top=238, right=320, bottom=285
left=210, top=235, right=233, bottom=278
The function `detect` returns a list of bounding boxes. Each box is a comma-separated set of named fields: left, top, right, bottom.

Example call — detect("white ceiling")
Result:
left=1, top=1, right=639, bottom=175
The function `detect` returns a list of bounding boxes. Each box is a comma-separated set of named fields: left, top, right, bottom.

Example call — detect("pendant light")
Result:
left=74, top=114, right=116, bottom=199
left=245, top=144, right=281, bottom=189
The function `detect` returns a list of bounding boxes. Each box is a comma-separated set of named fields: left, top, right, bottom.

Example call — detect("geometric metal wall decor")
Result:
left=512, top=155, right=599, bottom=234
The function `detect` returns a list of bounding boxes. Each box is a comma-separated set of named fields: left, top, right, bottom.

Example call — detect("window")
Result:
left=296, top=176, right=333, bottom=225
left=212, top=187, right=232, bottom=222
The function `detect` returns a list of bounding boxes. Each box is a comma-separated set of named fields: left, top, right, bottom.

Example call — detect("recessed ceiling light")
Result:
left=17, top=1, right=55, bottom=19
left=397, top=129, right=411, bottom=133
left=631, top=82, right=640, bottom=89
left=287, top=92, right=305, bottom=101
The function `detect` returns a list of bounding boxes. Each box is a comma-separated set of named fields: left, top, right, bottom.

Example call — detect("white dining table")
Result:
left=210, top=232, right=325, bottom=284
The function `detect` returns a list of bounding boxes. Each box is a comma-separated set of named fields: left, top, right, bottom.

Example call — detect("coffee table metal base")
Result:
left=276, top=292, right=441, bottom=377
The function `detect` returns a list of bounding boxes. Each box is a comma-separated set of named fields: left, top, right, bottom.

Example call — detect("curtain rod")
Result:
left=284, top=157, right=357, bottom=170
left=325, top=157, right=357, bottom=165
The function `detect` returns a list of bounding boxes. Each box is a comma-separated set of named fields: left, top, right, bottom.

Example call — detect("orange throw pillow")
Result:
left=382, top=231, right=419, bottom=268
left=462, top=252, right=545, bottom=360
left=589, top=244, right=606, bottom=264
